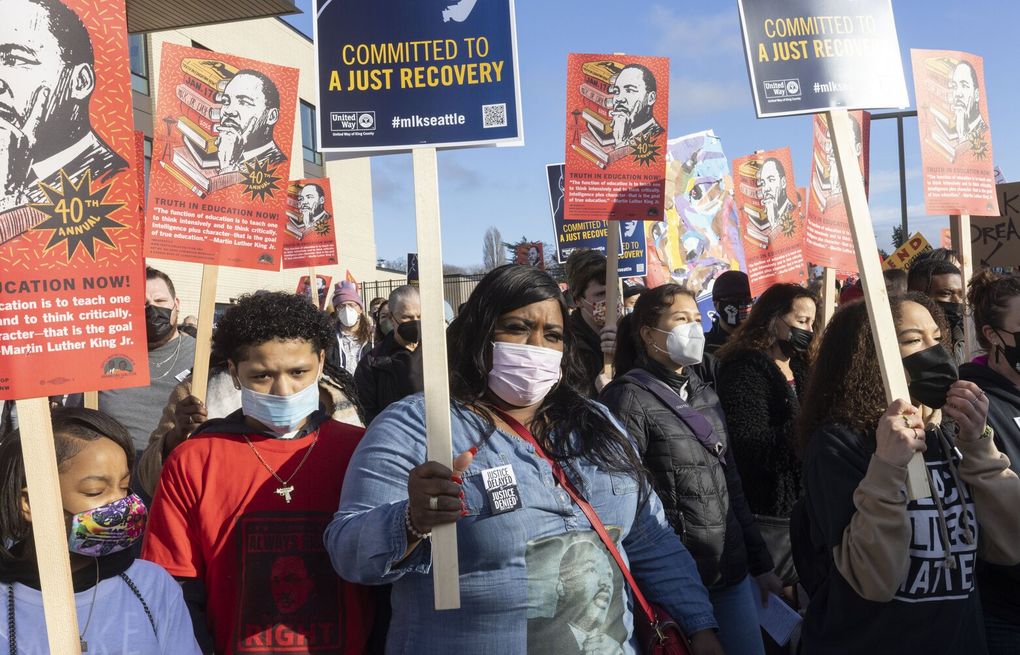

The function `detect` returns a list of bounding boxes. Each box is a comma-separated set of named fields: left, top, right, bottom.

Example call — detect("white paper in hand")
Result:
left=753, top=592, right=802, bottom=647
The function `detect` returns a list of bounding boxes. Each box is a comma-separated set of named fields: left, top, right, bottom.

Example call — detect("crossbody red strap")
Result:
left=490, top=408, right=659, bottom=627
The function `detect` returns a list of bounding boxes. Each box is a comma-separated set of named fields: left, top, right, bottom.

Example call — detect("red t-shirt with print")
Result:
left=142, top=418, right=373, bottom=654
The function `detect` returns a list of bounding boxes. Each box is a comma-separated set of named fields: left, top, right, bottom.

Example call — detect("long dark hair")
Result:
left=448, top=264, right=646, bottom=481
left=717, top=283, right=817, bottom=363
left=0, top=408, right=135, bottom=564
left=614, top=283, right=697, bottom=376
left=797, top=293, right=950, bottom=454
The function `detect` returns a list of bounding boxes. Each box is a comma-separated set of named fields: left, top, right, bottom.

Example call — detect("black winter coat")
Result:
left=600, top=363, right=774, bottom=588
left=353, top=333, right=424, bottom=425
left=716, top=348, right=808, bottom=518
left=960, top=361, right=1020, bottom=624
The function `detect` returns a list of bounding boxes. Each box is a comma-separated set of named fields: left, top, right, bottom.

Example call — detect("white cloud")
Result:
left=647, top=6, right=742, bottom=58
left=669, top=78, right=747, bottom=117
left=868, top=168, right=921, bottom=195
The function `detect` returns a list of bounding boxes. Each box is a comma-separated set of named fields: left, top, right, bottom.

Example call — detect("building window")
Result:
left=129, top=34, right=149, bottom=95
left=300, top=101, right=322, bottom=165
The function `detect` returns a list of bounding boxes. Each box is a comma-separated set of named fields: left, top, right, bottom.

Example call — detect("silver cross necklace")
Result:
left=241, top=434, right=319, bottom=503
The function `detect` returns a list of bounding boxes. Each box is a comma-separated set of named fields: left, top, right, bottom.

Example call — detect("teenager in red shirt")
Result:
left=142, top=291, right=373, bottom=654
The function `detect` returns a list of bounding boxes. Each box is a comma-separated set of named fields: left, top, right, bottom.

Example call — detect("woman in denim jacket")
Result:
left=326, top=265, right=723, bottom=654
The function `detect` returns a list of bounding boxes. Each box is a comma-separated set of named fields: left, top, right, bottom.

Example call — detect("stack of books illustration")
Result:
left=736, top=159, right=771, bottom=249
left=285, top=183, right=306, bottom=239
left=162, top=58, right=244, bottom=196
left=922, top=57, right=975, bottom=163
left=572, top=60, right=633, bottom=168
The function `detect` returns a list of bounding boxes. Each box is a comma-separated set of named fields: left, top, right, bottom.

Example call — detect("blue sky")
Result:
left=284, top=1, right=1020, bottom=268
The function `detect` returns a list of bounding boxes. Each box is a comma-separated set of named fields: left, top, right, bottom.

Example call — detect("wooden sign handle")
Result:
left=15, top=398, right=82, bottom=654
left=603, top=221, right=621, bottom=375
left=827, top=109, right=931, bottom=500
left=190, top=264, right=219, bottom=404
left=821, top=267, right=837, bottom=326
left=412, top=147, right=460, bottom=610
left=950, top=214, right=976, bottom=361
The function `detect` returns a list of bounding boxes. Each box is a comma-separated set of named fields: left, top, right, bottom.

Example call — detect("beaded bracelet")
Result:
left=405, top=503, right=431, bottom=540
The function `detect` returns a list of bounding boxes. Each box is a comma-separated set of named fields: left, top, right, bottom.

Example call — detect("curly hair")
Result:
left=716, top=283, right=818, bottom=363
left=213, top=292, right=334, bottom=363
left=967, top=269, right=1020, bottom=349
left=797, top=292, right=950, bottom=453
left=447, top=264, right=648, bottom=487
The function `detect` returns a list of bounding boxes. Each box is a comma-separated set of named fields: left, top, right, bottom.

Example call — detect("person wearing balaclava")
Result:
left=355, top=285, right=425, bottom=424
left=326, top=281, right=373, bottom=376
left=908, top=256, right=966, bottom=363
left=706, top=270, right=753, bottom=355
left=99, top=267, right=197, bottom=459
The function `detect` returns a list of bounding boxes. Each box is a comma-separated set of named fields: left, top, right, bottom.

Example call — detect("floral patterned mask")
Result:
left=68, top=494, right=147, bottom=557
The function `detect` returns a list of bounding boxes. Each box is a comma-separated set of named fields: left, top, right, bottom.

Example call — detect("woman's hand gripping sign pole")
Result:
left=826, top=109, right=931, bottom=500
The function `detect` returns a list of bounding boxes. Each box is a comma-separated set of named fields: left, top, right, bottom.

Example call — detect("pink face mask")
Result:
left=487, top=342, right=563, bottom=407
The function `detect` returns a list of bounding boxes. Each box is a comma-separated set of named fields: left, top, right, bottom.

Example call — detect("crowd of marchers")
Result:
left=0, top=247, right=1019, bottom=655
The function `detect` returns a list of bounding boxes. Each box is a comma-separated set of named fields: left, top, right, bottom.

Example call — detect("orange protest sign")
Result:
left=145, top=44, right=300, bottom=270
left=733, top=148, right=807, bottom=296
left=283, top=178, right=339, bottom=269
left=882, top=232, right=933, bottom=270
left=0, top=1, right=148, bottom=401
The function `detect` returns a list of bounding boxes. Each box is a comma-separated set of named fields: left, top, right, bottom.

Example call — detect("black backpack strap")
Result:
left=120, top=573, right=157, bottom=638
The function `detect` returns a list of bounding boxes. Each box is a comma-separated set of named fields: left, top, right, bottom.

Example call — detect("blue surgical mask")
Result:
left=239, top=374, right=321, bottom=435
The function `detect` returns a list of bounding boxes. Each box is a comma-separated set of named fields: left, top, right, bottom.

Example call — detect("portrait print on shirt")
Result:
left=526, top=530, right=627, bottom=654
left=234, top=513, right=345, bottom=653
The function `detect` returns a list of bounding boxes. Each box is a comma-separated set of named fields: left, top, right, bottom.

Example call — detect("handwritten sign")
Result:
left=972, top=182, right=1020, bottom=269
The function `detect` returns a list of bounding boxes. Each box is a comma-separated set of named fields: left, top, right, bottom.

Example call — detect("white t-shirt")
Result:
left=0, top=560, right=200, bottom=654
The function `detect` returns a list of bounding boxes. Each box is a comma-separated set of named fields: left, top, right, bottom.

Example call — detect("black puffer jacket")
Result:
left=600, top=361, right=774, bottom=588
left=570, top=310, right=602, bottom=398
left=716, top=348, right=808, bottom=518
left=960, top=361, right=1020, bottom=624
left=353, top=333, right=424, bottom=425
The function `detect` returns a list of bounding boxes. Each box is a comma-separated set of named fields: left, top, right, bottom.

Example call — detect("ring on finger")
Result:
left=429, top=495, right=439, bottom=511
left=902, top=414, right=911, bottom=427
left=914, top=427, right=923, bottom=439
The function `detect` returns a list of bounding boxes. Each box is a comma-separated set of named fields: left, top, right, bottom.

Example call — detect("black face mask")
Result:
left=937, top=301, right=964, bottom=332
left=717, top=300, right=752, bottom=327
left=902, top=344, right=959, bottom=409
left=396, top=319, right=420, bottom=344
left=145, top=305, right=175, bottom=342
left=993, top=328, right=1020, bottom=375
left=780, top=323, right=813, bottom=353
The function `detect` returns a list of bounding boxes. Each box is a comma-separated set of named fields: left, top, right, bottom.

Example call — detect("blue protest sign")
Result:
left=547, top=164, right=647, bottom=278
left=736, top=0, right=908, bottom=118
left=314, top=0, right=524, bottom=152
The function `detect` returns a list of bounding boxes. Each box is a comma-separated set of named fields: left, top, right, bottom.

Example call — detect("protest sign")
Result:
left=882, top=232, right=932, bottom=270
left=514, top=242, right=544, bottom=269
left=145, top=44, right=299, bottom=270
left=942, top=227, right=952, bottom=249
left=0, top=3, right=148, bottom=402
left=296, top=274, right=333, bottom=310
left=283, top=179, right=339, bottom=269
left=804, top=111, right=870, bottom=272
left=313, top=0, right=523, bottom=151
left=646, top=130, right=747, bottom=299
left=0, top=2, right=148, bottom=650
left=972, top=182, right=1020, bottom=269
left=736, top=0, right=909, bottom=118
left=547, top=164, right=647, bottom=277
left=563, top=53, right=669, bottom=222
left=407, top=253, right=420, bottom=284
left=732, top=148, right=807, bottom=296
left=911, top=50, right=998, bottom=216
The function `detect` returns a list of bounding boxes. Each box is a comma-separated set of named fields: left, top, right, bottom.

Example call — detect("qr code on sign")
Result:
left=482, top=103, right=507, bottom=128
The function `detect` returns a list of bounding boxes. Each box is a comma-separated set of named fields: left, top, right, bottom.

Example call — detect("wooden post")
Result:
left=190, top=265, right=219, bottom=404
left=950, top=214, right=976, bottom=360
left=308, top=266, right=319, bottom=307
left=827, top=109, right=931, bottom=500
left=412, top=148, right=460, bottom=610
left=821, top=267, right=837, bottom=326
left=15, top=398, right=81, bottom=654
left=603, top=220, right=621, bottom=375
left=83, top=391, right=98, bottom=410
